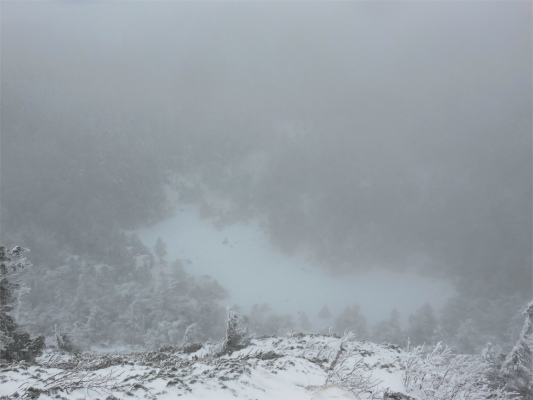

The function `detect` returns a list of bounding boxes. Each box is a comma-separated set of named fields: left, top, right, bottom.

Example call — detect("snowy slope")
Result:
left=0, top=334, right=407, bottom=400
left=1, top=333, right=513, bottom=400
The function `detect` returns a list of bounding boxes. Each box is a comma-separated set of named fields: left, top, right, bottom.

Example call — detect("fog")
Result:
left=138, top=204, right=454, bottom=327
left=1, top=2, right=531, bottom=350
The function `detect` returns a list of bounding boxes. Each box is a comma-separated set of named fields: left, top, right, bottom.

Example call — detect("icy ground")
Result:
left=1, top=334, right=407, bottom=400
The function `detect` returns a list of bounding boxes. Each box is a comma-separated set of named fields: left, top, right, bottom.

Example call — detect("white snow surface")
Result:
left=137, top=204, right=454, bottom=326
left=0, top=334, right=407, bottom=400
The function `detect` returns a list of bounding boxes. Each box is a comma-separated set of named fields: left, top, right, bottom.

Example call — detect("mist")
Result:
left=1, top=1, right=531, bottom=353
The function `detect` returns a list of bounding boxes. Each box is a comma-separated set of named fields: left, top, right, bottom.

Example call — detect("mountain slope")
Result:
left=1, top=333, right=514, bottom=400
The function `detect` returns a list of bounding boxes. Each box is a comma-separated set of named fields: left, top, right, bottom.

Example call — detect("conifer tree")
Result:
left=221, top=306, right=250, bottom=355
left=373, top=309, right=403, bottom=345
left=154, top=237, right=168, bottom=264
left=501, top=301, right=533, bottom=399
left=407, top=303, right=437, bottom=346
left=318, top=305, right=332, bottom=319
left=0, top=245, right=44, bottom=361
left=299, top=311, right=312, bottom=332
left=334, top=303, right=367, bottom=338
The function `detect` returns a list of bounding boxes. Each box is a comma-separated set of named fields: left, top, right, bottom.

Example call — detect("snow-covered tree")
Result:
left=221, top=306, right=250, bottom=355
left=154, top=237, right=167, bottom=264
left=407, top=303, right=437, bottom=346
left=265, top=314, right=295, bottom=335
left=246, top=304, right=295, bottom=335
left=0, top=246, right=30, bottom=313
left=500, top=301, right=533, bottom=399
left=334, top=304, right=367, bottom=338
left=54, top=324, right=75, bottom=353
left=373, top=309, right=404, bottom=345
left=439, top=295, right=526, bottom=354
left=0, top=245, right=44, bottom=361
left=318, top=305, right=332, bottom=319
left=299, top=311, right=313, bottom=332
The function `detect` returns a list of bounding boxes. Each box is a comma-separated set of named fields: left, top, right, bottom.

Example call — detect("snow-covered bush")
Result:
left=402, top=342, right=519, bottom=400
left=326, top=331, right=381, bottom=399
left=18, top=361, right=121, bottom=399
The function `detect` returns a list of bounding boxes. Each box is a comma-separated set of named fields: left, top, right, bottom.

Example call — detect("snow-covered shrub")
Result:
left=325, top=331, right=382, bottom=399
left=402, top=342, right=519, bottom=400
left=18, top=362, right=121, bottom=399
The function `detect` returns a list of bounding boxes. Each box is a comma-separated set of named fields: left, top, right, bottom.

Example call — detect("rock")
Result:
left=383, top=391, right=417, bottom=400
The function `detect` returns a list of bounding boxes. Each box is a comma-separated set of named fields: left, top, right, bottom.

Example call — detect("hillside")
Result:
left=0, top=332, right=517, bottom=400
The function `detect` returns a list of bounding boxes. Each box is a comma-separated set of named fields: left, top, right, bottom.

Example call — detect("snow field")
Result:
left=0, top=334, right=407, bottom=400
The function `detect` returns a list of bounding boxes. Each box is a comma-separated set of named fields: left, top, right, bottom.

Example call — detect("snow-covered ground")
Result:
left=0, top=334, right=408, bottom=400
left=137, top=204, right=454, bottom=326
left=2, top=332, right=508, bottom=400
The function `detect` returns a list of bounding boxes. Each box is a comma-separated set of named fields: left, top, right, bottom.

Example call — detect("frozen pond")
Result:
left=138, top=205, right=454, bottom=327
